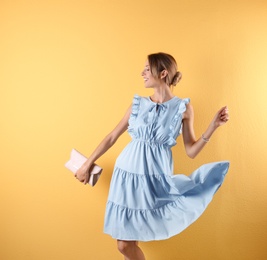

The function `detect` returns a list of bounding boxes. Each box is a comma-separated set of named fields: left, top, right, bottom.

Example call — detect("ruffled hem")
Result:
left=104, top=161, right=229, bottom=241
left=104, top=197, right=187, bottom=241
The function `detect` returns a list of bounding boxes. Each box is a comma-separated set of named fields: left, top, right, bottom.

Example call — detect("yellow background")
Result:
left=1, top=0, right=267, bottom=259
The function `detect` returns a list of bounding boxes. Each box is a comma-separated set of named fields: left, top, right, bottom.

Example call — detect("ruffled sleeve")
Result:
left=178, top=98, right=190, bottom=114
left=168, top=98, right=190, bottom=145
left=128, top=94, right=141, bottom=130
left=177, top=98, right=190, bottom=135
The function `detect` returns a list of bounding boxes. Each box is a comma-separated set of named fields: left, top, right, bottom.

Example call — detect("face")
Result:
left=141, top=60, right=160, bottom=88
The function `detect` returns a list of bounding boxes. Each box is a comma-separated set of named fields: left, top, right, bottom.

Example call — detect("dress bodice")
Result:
left=128, top=95, right=190, bottom=147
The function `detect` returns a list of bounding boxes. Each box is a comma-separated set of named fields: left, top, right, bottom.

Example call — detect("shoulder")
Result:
left=132, top=94, right=150, bottom=106
left=131, top=94, right=142, bottom=105
left=133, top=94, right=147, bottom=100
left=129, top=94, right=147, bottom=115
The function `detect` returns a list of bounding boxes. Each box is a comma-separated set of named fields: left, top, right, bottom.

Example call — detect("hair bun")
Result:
left=171, top=71, right=182, bottom=86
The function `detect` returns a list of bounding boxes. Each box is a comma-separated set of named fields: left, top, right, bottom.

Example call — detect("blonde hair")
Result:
left=148, top=52, right=182, bottom=86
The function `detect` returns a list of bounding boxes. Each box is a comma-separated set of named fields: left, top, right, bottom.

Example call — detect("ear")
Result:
left=160, top=70, right=168, bottom=79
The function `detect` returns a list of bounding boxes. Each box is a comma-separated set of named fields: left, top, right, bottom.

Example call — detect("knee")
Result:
left=117, top=240, right=135, bottom=255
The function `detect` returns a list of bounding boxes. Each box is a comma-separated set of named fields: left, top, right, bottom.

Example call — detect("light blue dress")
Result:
left=104, top=94, right=229, bottom=241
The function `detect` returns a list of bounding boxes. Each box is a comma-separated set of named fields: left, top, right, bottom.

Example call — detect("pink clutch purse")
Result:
left=65, top=149, right=102, bottom=186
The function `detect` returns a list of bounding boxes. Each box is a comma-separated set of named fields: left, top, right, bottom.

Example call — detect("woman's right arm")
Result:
left=75, top=104, right=132, bottom=184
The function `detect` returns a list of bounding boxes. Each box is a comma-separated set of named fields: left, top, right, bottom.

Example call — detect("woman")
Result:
left=76, top=52, right=230, bottom=260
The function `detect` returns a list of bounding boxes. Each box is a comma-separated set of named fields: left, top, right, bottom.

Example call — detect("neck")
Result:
left=150, top=85, right=174, bottom=104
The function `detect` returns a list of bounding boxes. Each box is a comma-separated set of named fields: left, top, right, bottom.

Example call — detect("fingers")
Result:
left=222, top=106, right=229, bottom=114
left=83, top=172, right=91, bottom=185
left=219, top=106, right=229, bottom=122
left=74, top=165, right=92, bottom=185
left=75, top=171, right=84, bottom=183
left=218, top=106, right=228, bottom=115
left=83, top=175, right=88, bottom=185
left=220, top=114, right=229, bottom=122
left=75, top=172, right=89, bottom=185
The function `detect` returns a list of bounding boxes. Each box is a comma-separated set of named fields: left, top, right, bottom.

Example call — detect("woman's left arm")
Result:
left=182, top=103, right=229, bottom=159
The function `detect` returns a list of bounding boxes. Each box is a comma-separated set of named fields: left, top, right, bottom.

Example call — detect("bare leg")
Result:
left=117, top=240, right=146, bottom=260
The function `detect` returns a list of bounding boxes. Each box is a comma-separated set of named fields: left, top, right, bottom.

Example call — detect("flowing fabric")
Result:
left=104, top=95, right=229, bottom=241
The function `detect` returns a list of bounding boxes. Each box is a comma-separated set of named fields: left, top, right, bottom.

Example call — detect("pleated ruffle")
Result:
left=128, top=94, right=141, bottom=138
left=167, top=97, right=190, bottom=146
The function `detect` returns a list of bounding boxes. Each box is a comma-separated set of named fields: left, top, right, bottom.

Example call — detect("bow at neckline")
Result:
left=147, top=103, right=167, bottom=124
left=149, top=103, right=167, bottom=113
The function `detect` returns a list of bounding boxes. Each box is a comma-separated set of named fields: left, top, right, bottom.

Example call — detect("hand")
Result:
left=74, top=161, right=92, bottom=185
left=212, top=106, right=229, bottom=128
